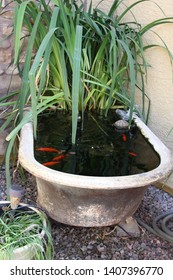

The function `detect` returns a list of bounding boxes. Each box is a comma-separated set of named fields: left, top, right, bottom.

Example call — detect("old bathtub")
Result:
left=18, top=115, right=173, bottom=226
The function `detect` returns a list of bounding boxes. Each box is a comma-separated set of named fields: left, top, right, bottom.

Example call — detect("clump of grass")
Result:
left=0, top=204, right=53, bottom=260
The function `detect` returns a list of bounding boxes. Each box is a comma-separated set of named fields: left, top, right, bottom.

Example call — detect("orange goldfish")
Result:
left=122, top=133, right=127, bottom=142
left=36, top=147, right=60, bottom=153
left=128, top=152, right=137, bottom=157
left=42, top=161, right=60, bottom=167
left=53, top=154, right=66, bottom=161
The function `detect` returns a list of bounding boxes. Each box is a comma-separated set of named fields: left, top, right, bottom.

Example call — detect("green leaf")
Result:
left=14, top=0, right=31, bottom=64
left=29, top=27, right=58, bottom=137
left=71, top=25, right=83, bottom=144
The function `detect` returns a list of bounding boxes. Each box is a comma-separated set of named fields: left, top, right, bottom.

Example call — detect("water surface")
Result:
left=34, top=111, right=160, bottom=176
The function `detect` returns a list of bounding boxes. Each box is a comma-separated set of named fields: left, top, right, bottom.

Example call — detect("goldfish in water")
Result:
left=53, top=154, right=66, bottom=161
left=122, top=133, right=127, bottom=142
left=36, top=147, right=60, bottom=153
left=42, top=161, right=60, bottom=167
left=128, top=152, right=137, bottom=157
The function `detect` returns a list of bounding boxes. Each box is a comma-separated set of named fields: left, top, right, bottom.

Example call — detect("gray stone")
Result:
left=0, top=74, right=21, bottom=93
left=0, top=38, right=11, bottom=49
left=116, top=217, right=140, bottom=237
left=0, top=68, right=4, bottom=75
left=0, top=48, right=12, bottom=63
left=0, top=18, right=13, bottom=36
left=0, top=130, right=8, bottom=155
left=5, top=65, right=19, bottom=75
left=113, top=119, right=129, bottom=130
left=97, top=244, right=106, bottom=252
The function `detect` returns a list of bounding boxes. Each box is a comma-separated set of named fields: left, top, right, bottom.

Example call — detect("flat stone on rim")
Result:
left=113, top=119, right=129, bottom=129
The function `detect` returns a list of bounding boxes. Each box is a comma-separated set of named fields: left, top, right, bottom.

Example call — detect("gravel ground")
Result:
left=0, top=164, right=173, bottom=260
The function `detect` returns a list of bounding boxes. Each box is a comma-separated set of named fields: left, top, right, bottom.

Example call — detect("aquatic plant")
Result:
left=0, top=204, right=53, bottom=260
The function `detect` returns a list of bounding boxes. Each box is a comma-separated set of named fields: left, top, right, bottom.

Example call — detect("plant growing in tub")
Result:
left=0, top=185, right=54, bottom=260
left=0, top=0, right=173, bottom=188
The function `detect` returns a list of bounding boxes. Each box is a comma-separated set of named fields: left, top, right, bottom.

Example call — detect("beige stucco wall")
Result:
left=93, top=0, right=173, bottom=188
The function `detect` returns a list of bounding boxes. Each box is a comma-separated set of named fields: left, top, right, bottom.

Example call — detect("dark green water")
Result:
left=34, top=111, right=160, bottom=176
